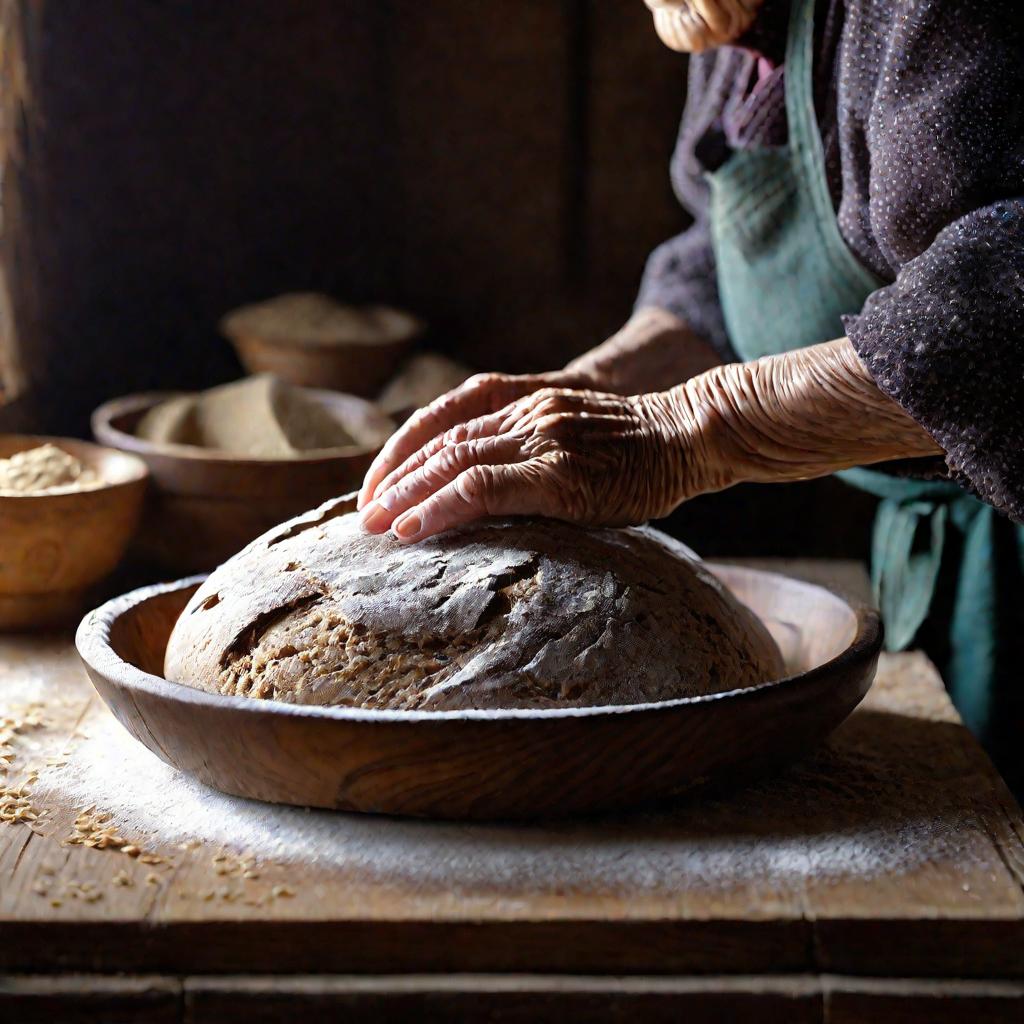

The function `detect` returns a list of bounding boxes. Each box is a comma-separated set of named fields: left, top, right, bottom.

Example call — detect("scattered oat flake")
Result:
left=271, top=885, right=295, bottom=899
left=145, top=873, right=160, bottom=885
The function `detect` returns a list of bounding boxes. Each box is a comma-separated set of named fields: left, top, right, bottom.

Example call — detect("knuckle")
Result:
left=532, top=396, right=560, bottom=418
left=426, top=440, right=479, bottom=482
left=455, top=465, right=494, bottom=507
left=441, top=422, right=470, bottom=446
left=435, top=441, right=470, bottom=474
left=433, top=448, right=457, bottom=475
left=530, top=388, right=579, bottom=418
left=535, top=411, right=576, bottom=441
left=465, top=372, right=501, bottom=392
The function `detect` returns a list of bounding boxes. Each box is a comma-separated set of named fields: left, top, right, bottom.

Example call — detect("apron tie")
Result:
left=871, top=497, right=947, bottom=652
left=840, top=466, right=996, bottom=733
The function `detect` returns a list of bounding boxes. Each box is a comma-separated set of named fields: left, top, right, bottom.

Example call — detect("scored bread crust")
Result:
left=164, top=499, right=784, bottom=711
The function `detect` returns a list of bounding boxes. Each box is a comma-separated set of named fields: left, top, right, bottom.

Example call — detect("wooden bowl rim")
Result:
left=226, top=325, right=422, bottom=353
left=76, top=565, right=883, bottom=724
left=0, top=433, right=149, bottom=501
left=220, top=306, right=425, bottom=351
left=91, top=390, right=396, bottom=465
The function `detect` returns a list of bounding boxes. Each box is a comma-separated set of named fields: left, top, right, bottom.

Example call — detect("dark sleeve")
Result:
left=635, top=219, right=731, bottom=360
left=846, top=203, right=1024, bottom=520
left=634, top=50, right=749, bottom=361
left=842, top=2, right=1024, bottom=520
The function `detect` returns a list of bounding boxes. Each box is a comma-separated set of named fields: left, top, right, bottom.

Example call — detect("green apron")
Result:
left=706, top=0, right=1016, bottom=735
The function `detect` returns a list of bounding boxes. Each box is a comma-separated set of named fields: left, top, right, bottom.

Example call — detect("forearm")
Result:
left=564, top=307, right=722, bottom=395
left=666, top=337, right=943, bottom=497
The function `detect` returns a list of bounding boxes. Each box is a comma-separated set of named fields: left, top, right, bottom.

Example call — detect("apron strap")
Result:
left=785, top=0, right=881, bottom=298
left=948, top=502, right=998, bottom=733
left=871, top=498, right=947, bottom=652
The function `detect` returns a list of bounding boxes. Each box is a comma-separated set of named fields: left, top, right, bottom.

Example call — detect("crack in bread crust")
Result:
left=166, top=509, right=785, bottom=711
left=217, top=576, right=542, bottom=709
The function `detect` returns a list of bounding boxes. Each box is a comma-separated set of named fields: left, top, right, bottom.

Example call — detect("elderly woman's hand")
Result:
left=358, top=386, right=707, bottom=543
left=357, top=370, right=597, bottom=510
left=357, top=339, right=945, bottom=545
left=358, top=309, right=720, bottom=512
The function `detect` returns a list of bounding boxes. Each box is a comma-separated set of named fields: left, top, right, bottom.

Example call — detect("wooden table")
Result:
left=1, top=562, right=1023, bottom=1022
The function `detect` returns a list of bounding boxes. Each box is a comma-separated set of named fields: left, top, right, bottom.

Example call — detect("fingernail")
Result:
left=393, top=511, right=422, bottom=540
left=360, top=501, right=391, bottom=533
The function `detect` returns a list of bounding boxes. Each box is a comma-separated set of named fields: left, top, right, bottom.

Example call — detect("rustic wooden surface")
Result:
left=4, top=974, right=1024, bottom=1024
left=2, top=561, right=1023, bottom=1020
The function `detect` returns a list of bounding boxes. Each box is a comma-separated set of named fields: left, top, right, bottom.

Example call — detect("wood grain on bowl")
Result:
left=0, top=435, right=147, bottom=629
left=75, top=565, right=881, bottom=820
left=221, top=299, right=423, bottom=398
left=91, top=392, right=394, bottom=571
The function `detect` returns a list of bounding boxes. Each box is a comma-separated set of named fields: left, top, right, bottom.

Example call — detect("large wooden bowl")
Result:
left=76, top=564, right=881, bottom=820
left=91, top=390, right=394, bottom=572
left=0, top=435, right=148, bottom=629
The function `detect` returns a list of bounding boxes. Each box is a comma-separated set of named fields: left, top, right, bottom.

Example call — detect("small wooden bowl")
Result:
left=0, top=435, right=148, bottom=629
left=76, top=564, right=882, bottom=820
left=91, top=390, right=394, bottom=572
left=222, top=308, right=423, bottom=398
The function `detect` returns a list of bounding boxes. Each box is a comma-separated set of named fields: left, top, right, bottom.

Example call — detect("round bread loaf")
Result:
left=164, top=498, right=784, bottom=710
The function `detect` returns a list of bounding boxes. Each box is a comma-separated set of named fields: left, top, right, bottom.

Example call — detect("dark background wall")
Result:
left=0, top=0, right=875, bottom=558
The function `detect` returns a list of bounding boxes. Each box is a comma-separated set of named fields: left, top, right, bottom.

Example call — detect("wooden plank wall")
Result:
left=0, top=0, right=685, bottom=432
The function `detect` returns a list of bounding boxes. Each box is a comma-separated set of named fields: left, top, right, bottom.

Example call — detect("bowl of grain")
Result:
left=91, top=375, right=395, bottom=572
left=220, top=292, right=423, bottom=398
left=0, top=435, right=148, bottom=629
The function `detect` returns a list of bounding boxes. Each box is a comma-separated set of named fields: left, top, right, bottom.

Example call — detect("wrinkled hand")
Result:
left=357, top=337, right=945, bottom=545
left=358, top=387, right=699, bottom=543
left=357, top=369, right=597, bottom=509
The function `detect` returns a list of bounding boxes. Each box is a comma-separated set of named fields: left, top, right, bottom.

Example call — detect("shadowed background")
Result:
left=0, top=0, right=875, bottom=558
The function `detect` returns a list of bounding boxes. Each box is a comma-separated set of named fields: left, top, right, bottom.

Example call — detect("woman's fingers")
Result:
left=391, top=462, right=549, bottom=544
left=358, top=373, right=535, bottom=509
left=356, top=382, right=663, bottom=543
left=357, top=398, right=468, bottom=509
left=361, top=435, right=524, bottom=534
left=369, top=404, right=518, bottom=503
